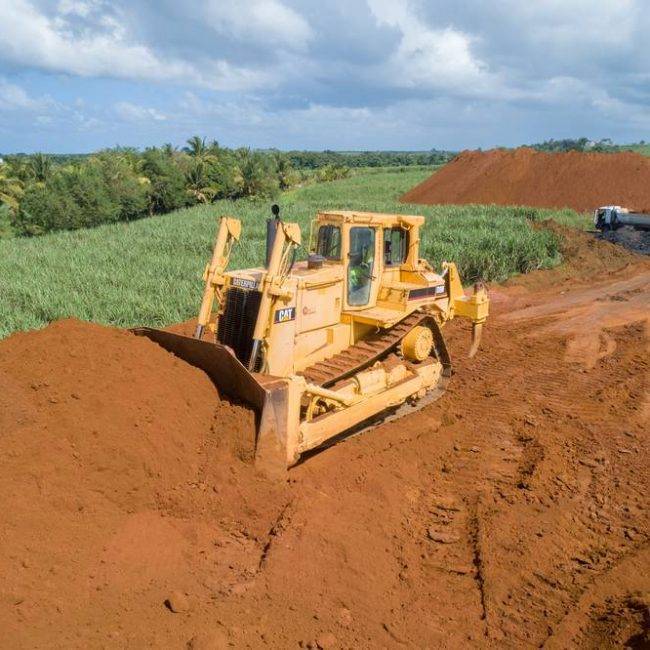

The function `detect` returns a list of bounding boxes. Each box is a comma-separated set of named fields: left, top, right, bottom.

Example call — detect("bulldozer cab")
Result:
left=311, top=211, right=423, bottom=312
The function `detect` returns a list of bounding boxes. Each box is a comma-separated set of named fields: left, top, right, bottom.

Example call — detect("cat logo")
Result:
left=274, top=307, right=296, bottom=324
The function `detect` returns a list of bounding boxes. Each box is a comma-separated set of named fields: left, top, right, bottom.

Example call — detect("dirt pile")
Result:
left=0, top=319, right=220, bottom=508
left=401, top=147, right=650, bottom=212
left=0, top=319, right=287, bottom=648
left=602, top=226, right=650, bottom=256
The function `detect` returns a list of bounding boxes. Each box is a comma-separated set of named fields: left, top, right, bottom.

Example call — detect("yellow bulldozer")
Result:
left=135, top=207, right=488, bottom=477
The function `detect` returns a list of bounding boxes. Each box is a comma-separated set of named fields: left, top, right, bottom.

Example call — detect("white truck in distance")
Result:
left=594, top=206, right=650, bottom=231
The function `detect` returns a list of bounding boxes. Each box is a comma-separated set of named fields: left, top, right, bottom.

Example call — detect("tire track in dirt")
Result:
left=545, top=545, right=650, bottom=648
left=450, top=298, right=649, bottom=647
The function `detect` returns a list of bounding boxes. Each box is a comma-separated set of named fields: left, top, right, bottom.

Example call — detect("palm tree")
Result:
left=162, top=143, right=178, bottom=157
left=0, top=163, right=24, bottom=213
left=185, top=160, right=218, bottom=204
left=233, top=148, right=277, bottom=198
left=29, top=153, right=51, bottom=183
left=184, top=136, right=219, bottom=169
left=184, top=136, right=207, bottom=158
left=272, top=151, right=297, bottom=190
left=6, top=156, right=31, bottom=183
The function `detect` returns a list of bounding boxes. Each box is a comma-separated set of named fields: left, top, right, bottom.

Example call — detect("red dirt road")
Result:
left=0, top=229, right=648, bottom=648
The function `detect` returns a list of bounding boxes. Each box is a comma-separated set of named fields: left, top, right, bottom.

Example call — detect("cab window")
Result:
left=383, top=227, right=407, bottom=266
left=347, top=227, right=376, bottom=306
left=316, top=225, right=341, bottom=259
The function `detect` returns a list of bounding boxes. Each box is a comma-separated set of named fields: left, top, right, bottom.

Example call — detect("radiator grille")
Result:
left=216, top=287, right=262, bottom=370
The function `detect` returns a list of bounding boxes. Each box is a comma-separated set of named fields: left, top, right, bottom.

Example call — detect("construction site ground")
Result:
left=1, top=224, right=648, bottom=649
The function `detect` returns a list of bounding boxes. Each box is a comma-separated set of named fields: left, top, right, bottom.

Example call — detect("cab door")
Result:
left=345, top=225, right=380, bottom=309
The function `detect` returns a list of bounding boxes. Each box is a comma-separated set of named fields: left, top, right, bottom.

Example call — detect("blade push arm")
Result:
left=248, top=221, right=301, bottom=371
left=194, top=216, right=241, bottom=340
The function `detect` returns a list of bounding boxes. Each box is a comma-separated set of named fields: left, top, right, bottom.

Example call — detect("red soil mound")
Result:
left=0, top=319, right=287, bottom=647
left=0, top=319, right=220, bottom=508
left=401, top=147, right=650, bottom=212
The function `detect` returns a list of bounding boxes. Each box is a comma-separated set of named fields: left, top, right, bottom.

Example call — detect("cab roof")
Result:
left=317, top=210, right=425, bottom=227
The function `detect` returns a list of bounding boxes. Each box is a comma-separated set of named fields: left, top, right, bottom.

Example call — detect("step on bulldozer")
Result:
left=134, top=207, right=488, bottom=477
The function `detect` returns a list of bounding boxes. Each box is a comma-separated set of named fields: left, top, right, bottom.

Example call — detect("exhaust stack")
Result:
left=265, top=204, right=281, bottom=268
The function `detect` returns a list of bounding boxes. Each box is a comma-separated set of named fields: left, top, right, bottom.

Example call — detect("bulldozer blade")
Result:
left=131, top=328, right=290, bottom=480
left=468, top=322, right=483, bottom=358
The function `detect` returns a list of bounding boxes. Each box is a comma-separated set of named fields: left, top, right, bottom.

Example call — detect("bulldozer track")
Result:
left=300, top=312, right=429, bottom=387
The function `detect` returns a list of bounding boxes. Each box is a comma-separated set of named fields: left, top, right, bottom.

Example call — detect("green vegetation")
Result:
left=619, top=142, right=650, bottom=156
left=1, top=138, right=641, bottom=238
left=0, top=145, right=456, bottom=238
left=285, top=149, right=452, bottom=169
left=0, top=140, right=327, bottom=238
left=530, top=137, right=649, bottom=155
left=0, top=166, right=589, bottom=339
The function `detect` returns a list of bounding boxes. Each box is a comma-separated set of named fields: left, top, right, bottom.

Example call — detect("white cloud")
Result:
left=367, top=0, right=492, bottom=93
left=172, top=92, right=375, bottom=140
left=514, top=0, right=640, bottom=47
left=204, top=0, right=313, bottom=49
left=56, top=0, right=97, bottom=18
left=0, top=0, right=274, bottom=91
left=163, top=93, right=493, bottom=149
left=114, top=101, right=167, bottom=122
left=588, top=90, right=650, bottom=129
left=0, top=78, right=47, bottom=111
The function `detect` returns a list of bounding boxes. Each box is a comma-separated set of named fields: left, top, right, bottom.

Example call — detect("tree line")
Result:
left=529, top=137, right=647, bottom=153
left=284, top=149, right=452, bottom=169
left=1, top=137, right=389, bottom=237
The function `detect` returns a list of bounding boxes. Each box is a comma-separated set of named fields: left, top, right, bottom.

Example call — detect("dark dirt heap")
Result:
left=401, top=147, right=650, bottom=212
left=504, top=219, right=643, bottom=290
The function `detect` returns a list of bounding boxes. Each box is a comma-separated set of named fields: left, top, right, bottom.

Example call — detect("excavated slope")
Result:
left=401, top=147, right=650, bottom=212
left=0, top=320, right=288, bottom=648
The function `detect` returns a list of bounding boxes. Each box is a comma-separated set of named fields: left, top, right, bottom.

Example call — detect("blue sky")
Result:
left=0, top=0, right=648, bottom=153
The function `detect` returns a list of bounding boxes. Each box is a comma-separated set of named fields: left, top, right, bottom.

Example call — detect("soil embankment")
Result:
left=1, top=230, right=648, bottom=648
left=401, top=147, right=650, bottom=213
left=0, top=320, right=289, bottom=648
